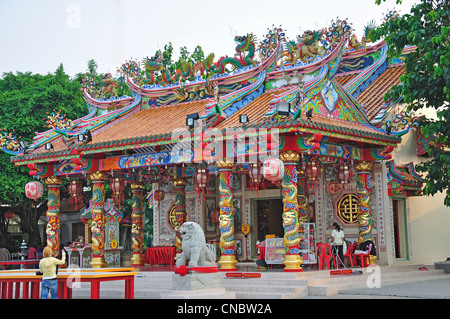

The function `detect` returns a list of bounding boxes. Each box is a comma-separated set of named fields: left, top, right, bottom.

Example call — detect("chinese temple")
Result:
left=6, top=18, right=425, bottom=271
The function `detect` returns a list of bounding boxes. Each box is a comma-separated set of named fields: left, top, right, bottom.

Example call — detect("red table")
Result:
left=0, top=259, right=41, bottom=270
left=57, top=271, right=138, bottom=299
left=144, top=246, right=176, bottom=265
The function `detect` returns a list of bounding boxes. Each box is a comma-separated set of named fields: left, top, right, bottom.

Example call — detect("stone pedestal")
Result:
left=162, top=272, right=235, bottom=299
left=173, top=272, right=221, bottom=290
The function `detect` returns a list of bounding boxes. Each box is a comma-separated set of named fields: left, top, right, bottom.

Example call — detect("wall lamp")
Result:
left=186, top=113, right=199, bottom=128
left=239, top=114, right=249, bottom=124
left=275, top=102, right=290, bottom=116
left=78, top=129, right=92, bottom=143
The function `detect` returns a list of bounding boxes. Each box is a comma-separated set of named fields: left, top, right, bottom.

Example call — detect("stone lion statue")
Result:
left=176, top=222, right=217, bottom=268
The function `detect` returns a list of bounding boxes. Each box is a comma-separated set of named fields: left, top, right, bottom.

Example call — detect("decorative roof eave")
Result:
left=23, top=106, right=97, bottom=154
left=82, top=89, right=136, bottom=109
left=267, top=35, right=348, bottom=81
left=264, top=65, right=329, bottom=117
left=11, top=94, right=142, bottom=164
left=12, top=118, right=400, bottom=169
left=11, top=148, right=80, bottom=166
left=387, top=159, right=424, bottom=196
left=126, top=39, right=282, bottom=99
left=343, top=44, right=388, bottom=95
left=341, top=40, right=387, bottom=61
left=201, top=70, right=266, bottom=120
left=55, top=118, right=401, bottom=157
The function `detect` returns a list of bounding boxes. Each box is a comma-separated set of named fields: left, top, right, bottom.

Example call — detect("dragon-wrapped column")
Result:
left=280, top=151, right=303, bottom=272
left=131, top=182, right=145, bottom=266
left=44, top=176, right=63, bottom=257
left=355, top=161, right=375, bottom=263
left=217, top=159, right=238, bottom=271
left=297, top=165, right=310, bottom=223
left=89, top=171, right=109, bottom=268
left=174, top=178, right=187, bottom=258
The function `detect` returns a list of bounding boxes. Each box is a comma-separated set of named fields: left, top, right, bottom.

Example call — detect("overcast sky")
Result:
left=0, top=0, right=419, bottom=77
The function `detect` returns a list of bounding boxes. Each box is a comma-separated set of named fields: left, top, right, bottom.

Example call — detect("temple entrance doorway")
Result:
left=392, top=198, right=409, bottom=259
left=253, top=198, right=284, bottom=243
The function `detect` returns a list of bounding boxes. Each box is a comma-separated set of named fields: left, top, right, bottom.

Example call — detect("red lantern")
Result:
left=249, top=163, right=264, bottom=196
left=305, top=160, right=321, bottom=181
left=111, top=177, right=126, bottom=208
left=195, top=167, right=208, bottom=201
left=25, top=181, right=44, bottom=201
left=154, top=190, right=165, bottom=202
left=4, top=210, right=15, bottom=220
left=249, top=163, right=263, bottom=185
left=263, top=158, right=284, bottom=182
left=68, top=180, right=83, bottom=208
left=338, top=164, right=353, bottom=184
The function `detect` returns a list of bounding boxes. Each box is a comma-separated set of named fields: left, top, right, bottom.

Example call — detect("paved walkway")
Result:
left=66, top=263, right=450, bottom=299
left=333, top=277, right=450, bottom=299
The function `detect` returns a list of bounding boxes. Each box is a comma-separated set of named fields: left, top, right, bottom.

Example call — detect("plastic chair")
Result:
left=353, top=243, right=372, bottom=268
left=317, top=243, right=336, bottom=270
left=343, top=242, right=357, bottom=267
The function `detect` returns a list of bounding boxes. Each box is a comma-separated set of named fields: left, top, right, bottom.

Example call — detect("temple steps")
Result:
left=221, top=275, right=309, bottom=299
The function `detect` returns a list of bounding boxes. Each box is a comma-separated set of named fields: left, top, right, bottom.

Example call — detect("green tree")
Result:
left=155, top=43, right=206, bottom=82
left=0, top=64, right=87, bottom=249
left=371, top=0, right=450, bottom=205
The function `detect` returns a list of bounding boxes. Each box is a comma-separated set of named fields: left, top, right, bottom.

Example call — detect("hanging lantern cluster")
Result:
left=25, top=181, right=44, bottom=201
left=249, top=163, right=264, bottom=190
left=111, top=177, right=126, bottom=208
left=68, top=180, right=83, bottom=208
left=263, top=158, right=284, bottom=182
left=337, top=163, right=353, bottom=184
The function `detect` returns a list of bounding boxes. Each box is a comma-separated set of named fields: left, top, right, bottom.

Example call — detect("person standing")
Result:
left=39, top=247, right=66, bottom=299
left=331, top=222, right=345, bottom=268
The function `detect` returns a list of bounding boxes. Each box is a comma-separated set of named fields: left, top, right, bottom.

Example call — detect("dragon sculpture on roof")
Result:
left=80, top=72, right=121, bottom=100
left=347, top=20, right=377, bottom=52
left=281, top=29, right=325, bottom=64
left=279, top=19, right=352, bottom=65
left=119, top=33, right=259, bottom=88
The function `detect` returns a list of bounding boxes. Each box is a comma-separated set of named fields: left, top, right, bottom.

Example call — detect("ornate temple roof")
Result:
left=9, top=20, right=415, bottom=171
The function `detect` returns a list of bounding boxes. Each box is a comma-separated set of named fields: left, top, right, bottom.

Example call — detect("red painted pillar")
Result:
left=44, top=176, right=63, bottom=257
left=217, top=159, right=238, bottom=271
left=89, top=171, right=109, bottom=268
